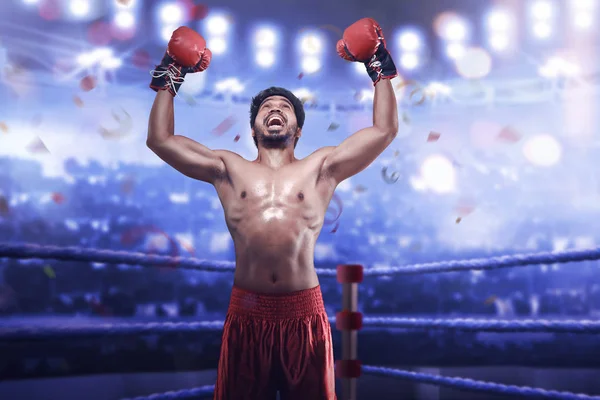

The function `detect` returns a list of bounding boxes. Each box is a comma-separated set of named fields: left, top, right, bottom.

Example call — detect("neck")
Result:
left=255, top=147, right=295, bottom=168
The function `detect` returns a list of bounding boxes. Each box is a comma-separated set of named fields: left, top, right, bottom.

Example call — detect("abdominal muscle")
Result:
left=228, top=207, right=322, bottom=294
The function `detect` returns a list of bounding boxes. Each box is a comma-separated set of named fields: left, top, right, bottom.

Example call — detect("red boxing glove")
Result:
left=150, top=26, right=212, bottom=96
left=337, top=18, right=397, bottom=85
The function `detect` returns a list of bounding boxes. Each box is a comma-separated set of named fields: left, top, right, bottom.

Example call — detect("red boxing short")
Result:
left=214, top=285, right=336, bottom=400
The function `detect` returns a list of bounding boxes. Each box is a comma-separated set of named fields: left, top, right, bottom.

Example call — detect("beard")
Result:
left=254, top=123, right=298, bottom=149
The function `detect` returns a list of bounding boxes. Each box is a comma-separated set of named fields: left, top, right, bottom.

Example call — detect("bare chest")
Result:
left=216, top=163, right=332, bottom=224
left=226, top=175, right=322, bottom=216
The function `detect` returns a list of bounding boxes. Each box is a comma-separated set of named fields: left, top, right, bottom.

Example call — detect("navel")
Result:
left=297, top=192, right=304, bottom=201
left=241, top=191, right=247, bottom=199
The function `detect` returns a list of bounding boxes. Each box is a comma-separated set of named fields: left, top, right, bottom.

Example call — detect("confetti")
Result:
left=327, top=122, right=340, bottom=131
left=116, top=0, right=132, bottom=5
left=110, top=24, right=135, bottom=41
left=297, top=72, right=304, bottom=80
left=354, top=184, right=368, bottom=193
left=39, top=0, right=61, bottom=20
left=0, top=122, right=8, bottom=133
left=319, top=24, right=343, bottom=36
left=120, top=225, right=180, bottom=270
left=191, top=3, right=209, bottom=20
left=0, top=196, right=9, bottom=215
left=330, top=221, right=340, bottom=233
left=233, top=134, right=240, bottom=142
left=43, top=265, right=55, bottom=279
left=427, top=131, right=441, bottom=142
left=99, top=107, right=133, bottom=139
left=120, top=177, right=135, bottom=194
left=497, top=125, right=521, bottom=143
left=454, top=199, right=476, bottom=217
left=484, top=295, right=497, bottom=305
left=211, top=116, right=237, bottom=136
left=455, top=217, right=462, bottom=224
left=324, top=193, right=343, bottom=225
left=132, top=49, right=151, bottom=70
left=80, top=75, right=97, bottom=92
left=51, top=192, right=65, bottom=204
left=177, top=238, right=195, bottom=256
left=395, top=79, right=428, bottom=105
left=381, top=166, right=400, bottom=184
left=87, top=21, right=112, bottom=46
left=409, top=87, right=427, bottom=105
left=401, top=112, right=410, bottom=124
left=27, top=137, right=50, bottom=154
left=393, top=150, right=400, bottom=158
left=73, top=95, right=84, bottom=107
left=90, top=298, right=110, bottom=316
left=183, top=94, right=197, bottom=106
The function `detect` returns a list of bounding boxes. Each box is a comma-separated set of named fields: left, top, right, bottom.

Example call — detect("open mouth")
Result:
left=266, top=115, right=285, bottom=128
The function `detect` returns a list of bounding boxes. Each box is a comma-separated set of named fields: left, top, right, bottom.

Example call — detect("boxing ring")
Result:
left=1, top=243, right=600, bottom=400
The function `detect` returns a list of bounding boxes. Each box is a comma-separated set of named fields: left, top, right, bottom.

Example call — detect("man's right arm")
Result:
left=146, top=91, right=227, bottom=184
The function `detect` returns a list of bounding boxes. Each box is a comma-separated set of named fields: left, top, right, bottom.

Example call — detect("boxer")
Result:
left=147, top=18, right=398, bottom=400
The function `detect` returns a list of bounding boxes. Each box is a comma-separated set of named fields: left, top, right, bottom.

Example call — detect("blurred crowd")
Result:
left=1, top=156, right=600, bottom=320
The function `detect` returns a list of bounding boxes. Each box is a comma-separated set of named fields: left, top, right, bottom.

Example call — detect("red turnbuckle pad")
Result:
left=335, top=359, right=362, bottom=378
left=336, top=264, right=364, bottom=284
left=336, top=310, right=363, bottom=331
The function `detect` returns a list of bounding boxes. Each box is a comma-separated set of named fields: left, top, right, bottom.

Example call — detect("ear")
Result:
left=296, top=127, right=302, bottom=138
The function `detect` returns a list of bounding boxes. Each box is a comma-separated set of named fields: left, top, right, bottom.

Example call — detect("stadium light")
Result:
left=300, top=34, right=323, bottom=55
left=208, top=37, right=227, bottom=55
left=69, top=0, right=90, bottom=17
left=570, top=0, right=595, bottom=30
left=529, top=1, right=555, bottom=39
left=400, top=53, right=419, bottom=70
left=114, top=11, right=135, bottom=29
left=486, top=9, right=514, bottom=52
left=215, top=78, right=244, bottom=94
left=255, top=28, right=277, bottom=48
left=444, top=20, right=468, bottom=41
left=301, top=56, right=321, bottom=74
left=446, top=42, right=466, bottom=60
left=256, top=49, right=275, bottom=68
left=206, top=15, right=229, bottom=35
left=159, top=3, right=184, bottom=25
left=161, top=25, right=177, bottom=42
left=398, top=31, right=421, bottom=51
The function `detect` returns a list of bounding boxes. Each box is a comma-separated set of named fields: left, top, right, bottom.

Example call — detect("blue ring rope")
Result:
left=361, top=366, right=600, bottom=399
left=118, top=366, right=600, bottom=400
left=2, top=242, right=600, bottom=276
left=2, top=317, right=599, bottom=340
left=120, top=385, right=215, bottom=400
left=361, top=317, right=600, bottom=333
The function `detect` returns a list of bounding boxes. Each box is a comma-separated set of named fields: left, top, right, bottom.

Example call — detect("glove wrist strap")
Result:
left=149, top=64, right=186, bottom=96
left=364, top=45, right=397, bottom=85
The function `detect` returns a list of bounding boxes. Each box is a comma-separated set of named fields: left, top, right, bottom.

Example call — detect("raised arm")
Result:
left=145, top=26, right=226, bottom=185
left=321, top=18, right=399, bottom=184
left=147, top=91, right=226, bottom=184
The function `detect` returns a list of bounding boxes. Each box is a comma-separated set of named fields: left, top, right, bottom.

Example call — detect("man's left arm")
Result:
left=321, top=18, right=399, bottom=184
left=321, top=80, right=398, bottom=184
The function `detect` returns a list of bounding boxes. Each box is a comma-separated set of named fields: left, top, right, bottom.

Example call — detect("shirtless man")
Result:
left=147, top=18, right=398, bottom=400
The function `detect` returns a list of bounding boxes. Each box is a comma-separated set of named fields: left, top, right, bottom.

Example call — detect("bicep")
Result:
left=148, top=135, right=227, bottom=184
left=321, top=127, right=395, bottom=184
